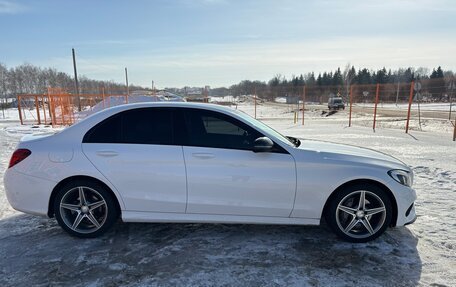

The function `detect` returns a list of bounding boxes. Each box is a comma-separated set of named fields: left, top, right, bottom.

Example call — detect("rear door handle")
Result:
left=96, top=150, right=119, bottom=157
left=192, top=153, right=215, bottom=159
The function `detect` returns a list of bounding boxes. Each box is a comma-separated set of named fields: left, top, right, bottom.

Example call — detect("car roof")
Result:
left=95, top=101, right=233, bottom=114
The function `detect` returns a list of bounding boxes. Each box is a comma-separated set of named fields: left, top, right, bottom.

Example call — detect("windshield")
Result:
left=233, top=109, right=295, bottom=147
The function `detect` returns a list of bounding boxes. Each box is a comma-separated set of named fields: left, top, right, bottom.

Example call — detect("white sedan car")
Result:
left=4, top=102, right=416, bottom=242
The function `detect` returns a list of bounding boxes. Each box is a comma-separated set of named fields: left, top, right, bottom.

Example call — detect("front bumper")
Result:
left=389, top=180, right=417, bottom=226
left=4, top=168, right=56, bottom=217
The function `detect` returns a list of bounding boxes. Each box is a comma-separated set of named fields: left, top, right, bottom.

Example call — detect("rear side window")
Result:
left=122, top=109, right=173, bottom=145
left=83, top=108, right=173, bottom=145
left=83, top=114, right=122, bottom=143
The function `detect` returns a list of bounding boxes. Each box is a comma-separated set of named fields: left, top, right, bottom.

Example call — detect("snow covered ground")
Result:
left=0, top=103, right=455, bottom=286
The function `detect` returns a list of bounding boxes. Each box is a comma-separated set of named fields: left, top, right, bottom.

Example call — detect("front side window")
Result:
left=183, top=109, right=260, bottom=150
left=83, top=108, right=173, bottom=145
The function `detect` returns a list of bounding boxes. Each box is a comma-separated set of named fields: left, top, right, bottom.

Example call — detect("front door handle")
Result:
left=192, top=153, right=215, bottom=159
left=96, top=150, right=119, bottom=157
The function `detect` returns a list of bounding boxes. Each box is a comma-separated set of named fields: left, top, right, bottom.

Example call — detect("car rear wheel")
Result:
left=326, top=184, right=392, bottom=243
left=53, top=180, right=119, bottom=238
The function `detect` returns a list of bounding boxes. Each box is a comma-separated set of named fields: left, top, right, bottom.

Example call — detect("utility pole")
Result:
left=125, top=67, right=129, bottom=95
left=72, top=48, right=81, bottom=111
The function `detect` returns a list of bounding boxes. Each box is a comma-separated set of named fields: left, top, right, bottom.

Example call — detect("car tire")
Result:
left=53, top=179, right=119, bottom=238
left=325, top=183, right=392, bottom=243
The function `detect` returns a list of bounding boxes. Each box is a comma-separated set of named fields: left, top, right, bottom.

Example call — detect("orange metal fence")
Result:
left=16, top=79, right=456, bottom=141
left=16, top=87, right=130, bottom=126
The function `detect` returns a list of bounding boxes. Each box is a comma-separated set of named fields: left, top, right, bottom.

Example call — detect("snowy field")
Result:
left=0, top=103, right=455, bottom=286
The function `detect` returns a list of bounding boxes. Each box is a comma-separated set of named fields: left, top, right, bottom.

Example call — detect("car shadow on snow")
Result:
left=0, top=214, right=421, bottom=287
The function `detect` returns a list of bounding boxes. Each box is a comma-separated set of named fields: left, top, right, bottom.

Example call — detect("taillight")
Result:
left=8, top=149, right=32, bottom=169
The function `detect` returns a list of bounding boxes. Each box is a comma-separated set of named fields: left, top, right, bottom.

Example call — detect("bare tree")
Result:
left=343, top=63, right=356, bottom=97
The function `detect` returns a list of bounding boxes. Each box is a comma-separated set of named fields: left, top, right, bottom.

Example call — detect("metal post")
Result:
left=17, top=95, right=23, bottom=125
left=102, top=87, right=105, bottom=109
left=72, top=48, right=81, bottom=112
left=349, top=85, right=353, bottom=127
left=34, top=95, right=41, bottom=124
left=373, top=84, right=380, bottom=131
left=42, top=96, right=47, bottom=124
left=417, top=90, right=422, bottom=130
left=254, top=87, right=257, bottom=119
left=450, top=92, right=453, bottom=120
left=48, top=88, right=56, bottom=128
left=0, top=96, right=4, bottom=119
left=302, top=86, right=305, bottom=125
left=405, top=81, right=414, bottom=134
left=453, top=116, right=456, bottom=141
left=449, top=82, right=454, bottom=120
left=1, top=69, right=5, bottom=119
left=125, top=67, right=129, bottom=104
left=60, top=96, right=64, bottom=125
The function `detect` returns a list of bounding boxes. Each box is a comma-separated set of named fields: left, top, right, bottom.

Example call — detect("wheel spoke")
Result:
left=344, top=217, right=359, bottom=233
left=361, top=218, right=375, bottom=235
left=358, top=191, right=366, bottom=210
left=60, top=203, right=80, bottom=211
left=86, top=212, right=101, bottom=228
left=72, top=212, right=85, bottom=230
left=79, top=187, right=87, bottom=205
left=365, top=206, right=386, bottom=216
left=338, top=205, right=357, bottom=215
left=88, top=200, right=106, bottom=211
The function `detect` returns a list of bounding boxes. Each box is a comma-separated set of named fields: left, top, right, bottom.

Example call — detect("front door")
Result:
left=181, top=108, right=296, bottom=217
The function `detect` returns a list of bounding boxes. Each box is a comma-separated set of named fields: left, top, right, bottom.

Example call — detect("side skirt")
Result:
left=122, top=211, right=320, bottom=226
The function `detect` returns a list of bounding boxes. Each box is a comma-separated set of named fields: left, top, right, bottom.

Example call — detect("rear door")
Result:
left=82, top=107, right=187, bottom=213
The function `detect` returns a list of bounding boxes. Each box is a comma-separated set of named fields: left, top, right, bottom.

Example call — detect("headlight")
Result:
left=388, top=170, right=413, bottom=187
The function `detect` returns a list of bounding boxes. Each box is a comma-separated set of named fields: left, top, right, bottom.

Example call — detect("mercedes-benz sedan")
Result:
left=4, top=102, right=416, bottom=242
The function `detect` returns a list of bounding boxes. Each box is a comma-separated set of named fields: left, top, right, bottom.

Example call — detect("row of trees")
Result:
left=225, top=66, right=455, bottom=101
left=1, top=62, right=454, bottom=102
left=0, top=63, right=145, bottom=97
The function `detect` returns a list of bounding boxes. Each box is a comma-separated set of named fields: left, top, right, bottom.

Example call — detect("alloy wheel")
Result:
left=335, top=190, right=387, bottom=239
left=59, top=186, right=108, bottom=234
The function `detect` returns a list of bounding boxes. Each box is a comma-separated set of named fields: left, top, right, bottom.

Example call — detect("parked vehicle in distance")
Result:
left=328, top=97, right=345, bottom=110
left=4, top=102, right=416, bottom=242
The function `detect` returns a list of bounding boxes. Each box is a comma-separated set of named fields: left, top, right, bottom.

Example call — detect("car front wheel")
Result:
left=54, top=180, right=119, bottom=238
left=326, top=184, right=392, bottom=243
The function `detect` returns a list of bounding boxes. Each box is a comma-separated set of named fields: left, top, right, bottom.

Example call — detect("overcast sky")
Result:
left=1, top=0, right=455, bottom=88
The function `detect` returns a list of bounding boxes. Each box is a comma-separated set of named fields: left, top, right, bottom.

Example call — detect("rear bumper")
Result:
left=4, top=168, right=56, bottom=217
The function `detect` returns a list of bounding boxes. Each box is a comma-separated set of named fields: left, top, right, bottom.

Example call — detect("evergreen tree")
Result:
left=332, top=67, right=343, bottom=86
left=429, top=66, right=445, bottom=100
left=317, top=73, right=323, bottom=87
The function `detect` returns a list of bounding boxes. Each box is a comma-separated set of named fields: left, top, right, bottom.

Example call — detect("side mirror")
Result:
left=253, top=137, right=274, bottom=153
